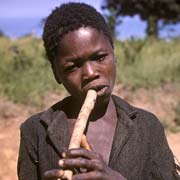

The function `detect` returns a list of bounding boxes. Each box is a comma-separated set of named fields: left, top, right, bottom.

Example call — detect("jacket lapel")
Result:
left=40, top=109, right=71, bottom=155
left=109, top=96, right=135, bottom=167
left=40, top=95, right=136, bottom=162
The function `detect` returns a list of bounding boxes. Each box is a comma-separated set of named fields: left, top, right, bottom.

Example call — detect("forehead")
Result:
left=57, top=27, right=113, bottom=59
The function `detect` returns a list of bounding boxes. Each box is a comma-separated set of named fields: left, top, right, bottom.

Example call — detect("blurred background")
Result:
left=1, top=0, right=180, bottom=39
left=0, top=0, right=180, bottom=179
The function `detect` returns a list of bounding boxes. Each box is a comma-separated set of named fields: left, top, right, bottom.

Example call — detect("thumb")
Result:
left=81, top=134, right=93, bottom=151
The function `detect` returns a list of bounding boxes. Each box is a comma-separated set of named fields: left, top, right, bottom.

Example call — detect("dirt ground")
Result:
left=0, top=85, right=180, bottom=180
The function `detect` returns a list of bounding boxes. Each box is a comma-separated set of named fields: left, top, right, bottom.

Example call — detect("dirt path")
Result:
left=0, top=122, right=20, bottom=180
left=0, top=99, right=30, bottom=180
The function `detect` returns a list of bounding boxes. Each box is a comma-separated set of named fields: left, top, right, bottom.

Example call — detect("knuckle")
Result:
left=95, top=171, right=103, bottom=179
left=67, top=159, right=74, bottom=165
left=43, top=170, right=52, bottom=178
left=93, top=159, right=104, bottom=171
left=80, top=158, right=87, bottom=167
left=62, top=159, right=70, bottom=167
left=96, top=161, right=104, bottom=171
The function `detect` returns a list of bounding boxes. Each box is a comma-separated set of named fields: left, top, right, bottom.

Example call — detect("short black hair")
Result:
left=42, top=2, right=113, bottom=64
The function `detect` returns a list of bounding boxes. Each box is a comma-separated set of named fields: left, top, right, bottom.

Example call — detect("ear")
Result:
left=51, top=63, right=62, bottom=84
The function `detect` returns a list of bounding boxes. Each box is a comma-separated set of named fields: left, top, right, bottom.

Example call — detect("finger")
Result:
left=43, top=169, right=64, bottom=180
left=59, top=158, right=103, bottom=171
left=73, top=171, right=103, bottom=180
left=81, top=134, right=92, bottom=151
left=63, top=148, right=100, bottom=160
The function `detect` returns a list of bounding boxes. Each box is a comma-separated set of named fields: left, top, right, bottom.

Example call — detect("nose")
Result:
left=82, top=61, right=98, bottom=81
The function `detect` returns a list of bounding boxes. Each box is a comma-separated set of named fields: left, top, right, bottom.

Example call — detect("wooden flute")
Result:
left=62, top=89, right=97, bottom=180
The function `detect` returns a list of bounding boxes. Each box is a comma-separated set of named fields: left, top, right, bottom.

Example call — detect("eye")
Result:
left=64, top=64, right=78, bottom=73
left=93, top=53, right=108, bottom=62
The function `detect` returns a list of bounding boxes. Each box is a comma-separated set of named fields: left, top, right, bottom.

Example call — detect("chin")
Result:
left=96, top=91, right=112, bottom=106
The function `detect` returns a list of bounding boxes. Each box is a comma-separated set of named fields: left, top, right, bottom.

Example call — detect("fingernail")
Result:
left=62, top=152, right=66, bottom=158
left=59, top=159, right=64, bottom=166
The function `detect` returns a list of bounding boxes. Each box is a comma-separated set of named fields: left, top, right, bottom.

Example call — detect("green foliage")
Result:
left=0, top=36, right=180, bottom=106
left=0, top=36, right=64, bottom=106
left=115, top=38, right=180, bottom=88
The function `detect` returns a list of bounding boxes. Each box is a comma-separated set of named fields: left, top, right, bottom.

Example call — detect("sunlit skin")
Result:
left=43, top=27, right=126, bottom=180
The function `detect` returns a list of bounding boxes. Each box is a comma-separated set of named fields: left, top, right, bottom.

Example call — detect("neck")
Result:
left=89, top=95, right=114, bottom=121
left=65, top=94, right=114, bottom=120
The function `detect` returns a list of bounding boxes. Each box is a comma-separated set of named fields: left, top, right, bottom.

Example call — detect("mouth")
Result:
left=89, top=85, right=108, bottom=92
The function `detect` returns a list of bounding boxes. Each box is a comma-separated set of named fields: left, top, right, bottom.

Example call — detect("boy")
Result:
left=18, top=2, right=179, bottom=180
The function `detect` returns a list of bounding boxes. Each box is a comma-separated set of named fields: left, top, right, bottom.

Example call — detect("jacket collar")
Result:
left=40, top=108, right=70, bottom=155
left=109, top=95, right=136, bottom=166
left=40, top=95, right=137, bottom=157
left=112, top=95, right=138, bottom=119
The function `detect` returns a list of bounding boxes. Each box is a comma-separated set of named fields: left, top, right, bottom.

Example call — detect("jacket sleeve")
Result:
left=149, top=114, right=180, bottom=180
left=17, top=122, right=40, bottom=180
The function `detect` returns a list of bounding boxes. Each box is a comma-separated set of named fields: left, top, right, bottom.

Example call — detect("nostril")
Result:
left=83, top=72, right=99, bottom=80
left=82, top=74, right=99, bottom=88
left=82, top=74, right=99, bottom=82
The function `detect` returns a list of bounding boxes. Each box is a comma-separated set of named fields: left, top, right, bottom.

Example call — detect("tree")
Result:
left=103, top=7, right=122, bottom=39
left=102, top=0, right=180, bottom=39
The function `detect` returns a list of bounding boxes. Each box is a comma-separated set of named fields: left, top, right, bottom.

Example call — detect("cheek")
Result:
left=61, top=72, right=81, bottom=89
left=61, top=72, right=86, bottom=98
left=105, top=61, right=116, bottom=82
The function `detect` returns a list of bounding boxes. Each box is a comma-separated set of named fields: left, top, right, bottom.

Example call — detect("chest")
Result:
left=86, top=116, right=117, bottom=164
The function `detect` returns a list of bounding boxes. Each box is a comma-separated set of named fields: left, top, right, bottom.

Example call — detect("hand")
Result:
left=43, top=135, right=91, bottom=180
left=43, top=169, right=64, bottom=180
left=59, top=148, right=126, bottom=180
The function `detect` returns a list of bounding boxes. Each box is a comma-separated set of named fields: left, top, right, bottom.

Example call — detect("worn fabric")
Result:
left=17, top=95, right=180, bottom=180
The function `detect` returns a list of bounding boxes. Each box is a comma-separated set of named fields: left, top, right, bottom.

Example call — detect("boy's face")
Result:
left=53, top=27, right=116, bottom=103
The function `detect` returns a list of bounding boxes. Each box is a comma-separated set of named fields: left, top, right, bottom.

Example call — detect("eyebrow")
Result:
left=64, top=49, right=108, bottom=63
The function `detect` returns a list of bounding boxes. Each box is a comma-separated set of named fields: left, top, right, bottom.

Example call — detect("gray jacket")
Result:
left=18, top=95, right=180, bottom=180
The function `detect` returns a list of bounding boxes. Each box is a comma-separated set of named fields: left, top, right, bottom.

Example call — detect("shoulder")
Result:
left=20, top=96, right=71, bottom=136
left=20, top=111, right=45, bottom=139
left=135, top=107, right=163, bottom=128
left=20, top=96, right=69, bottom=130
left=112, top=94, right=164, bottom=131
left=134, top=107, right=166, bottom=141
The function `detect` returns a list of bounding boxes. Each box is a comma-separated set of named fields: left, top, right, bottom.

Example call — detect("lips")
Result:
left=89, top=85, right=108, bottom=92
